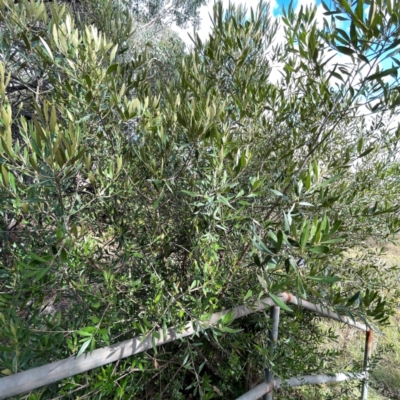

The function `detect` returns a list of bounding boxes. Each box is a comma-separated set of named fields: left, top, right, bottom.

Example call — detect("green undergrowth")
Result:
left=275, top=238, right=400, bottom=400
left=369, top=315, right=400, bottom=399
left=275, top=314, right=400, bottom=400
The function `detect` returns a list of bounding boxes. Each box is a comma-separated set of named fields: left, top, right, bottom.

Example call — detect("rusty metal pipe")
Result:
left=269, top=306, right=280, bottom=345
left=280, top=372, right=366, bottom=388
left=0, top=293, right=368, bottom=399
left=237, top=382, right=274, bottom=400
left=236, top=373, right=366, bottom=400
left=0, top=296, right=282, bottom=399
left=361, top=329, right=373, bottom=400
left=264, top=305, right=280, bottom=400
left=286, top=294, right=368, bottom=331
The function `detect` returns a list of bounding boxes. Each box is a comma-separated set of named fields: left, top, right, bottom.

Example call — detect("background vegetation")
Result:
left=0, top=0, right=400, bottom=398
left=293, top=240, right=400, bottom=400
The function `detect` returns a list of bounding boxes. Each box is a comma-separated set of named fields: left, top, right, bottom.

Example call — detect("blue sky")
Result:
left=275, top=0, right=322, bottom=10
left=274, top=0, right=319, bottom=14
left=172, top=0, right=399, bottom=126
left=174, top=0, right=326, bottom=44
left=173, top=0, right=396, bottom=80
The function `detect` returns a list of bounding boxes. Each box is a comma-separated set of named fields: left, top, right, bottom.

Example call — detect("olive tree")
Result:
left=0, top=0, right=400, bottom=398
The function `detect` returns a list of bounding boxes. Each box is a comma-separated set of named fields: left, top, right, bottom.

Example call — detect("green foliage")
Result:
left=129, top=0, right=207, bottom=27
left=1, top=0, right=400, bottom=398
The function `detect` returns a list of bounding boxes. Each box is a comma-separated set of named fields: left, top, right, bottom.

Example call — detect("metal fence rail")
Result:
left=238, top=296, right=372, bottom=400
left=0, top=293, right=371, bottom=399
left=237, top=372, right=367, bottom=400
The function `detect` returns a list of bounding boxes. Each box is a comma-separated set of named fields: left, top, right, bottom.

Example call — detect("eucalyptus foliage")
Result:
left=0, top=0, right=400, bottom=398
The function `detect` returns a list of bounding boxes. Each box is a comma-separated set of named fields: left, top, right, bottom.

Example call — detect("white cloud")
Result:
left=173, top=0, right=284, bottom=82
left=172, top=0, right=393, bottom=93
left=294, top=0, right=325, bottom=26
left=173, top=0, right=280, bottom=48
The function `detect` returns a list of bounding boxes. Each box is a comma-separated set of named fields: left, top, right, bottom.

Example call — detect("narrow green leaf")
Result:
left=153, top=191, right=164, bottom=210
left=253, top=240, right=273, bottom=255
left=219, top=326, right=242, bottom=333
left=257, top=274, right=269, bottom=290
left=77, top=330, right=93, bottom=337
left=300, top=221, right=310, bottom=250
left=276, top=230, right=283, bottom=252
left=366, top=68, right=398, bottom=81
left=80, top=326, right=97, bottom=333
left=217, top=194, right=235, bottom=209
left=358, top=146, right=375, bottom=158
left=34, top=266, right=50, bottom=281
left=28, top=251, right=48, bottom=263
left=309, top=245, right=329, bottom=254
left=336, top=46, right=354, bottom=56
left=297, top=276, right=307, bottom=299
left=299, top=202, right=314, bottom=207
left=269, top=293, right=293, bottom=312
left=39, top=37, right=54, bottom=61
left=321, top=237, right=346, bottom=244
left=89, top=316, right=100, bottom=324
left=76, top=338, right=91, bottom=358
left=318, top=172, right=344, bottom=188
left=106, top=64, right=118, bottom=74
left=308, top=275, right=340, bottom=283
left=356, top=0, right=363, bottom=21
left=1, top=165, right=9, bottom=187
left=85, top=91, right=93, bottom=103
left=270, top=189, right=287, bottom=199
left=221, top=309, right=234, bottom=325
left=22, top=268, right=40, bottom=279
left=110, top=44, right=118, bottom=63
left=181, top=190, right=200, bottom=197
left=244, top=290, right=253, bottom=301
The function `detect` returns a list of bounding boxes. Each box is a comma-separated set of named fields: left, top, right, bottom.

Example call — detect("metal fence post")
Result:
left=361, top=329, right=373, bottom=400
left=263, top=305, right=280, bottom=400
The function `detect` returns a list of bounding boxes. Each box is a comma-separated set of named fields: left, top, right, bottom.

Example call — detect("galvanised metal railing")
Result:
left=237, top=294, right=373, bottom=400
left=0, top=293, right=372, bottom=399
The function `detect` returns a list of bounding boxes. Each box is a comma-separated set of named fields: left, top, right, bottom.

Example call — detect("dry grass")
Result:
left=363, top=237, right=400, bottom=267
left=341, top=237, right=400, bottom=399
left=337, top=236, right=400, bottom=399
left=290, top=236, right=400, bottom=399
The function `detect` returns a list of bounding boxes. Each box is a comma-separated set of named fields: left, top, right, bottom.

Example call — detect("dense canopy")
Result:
left=0, top=0, right=400, bottom=398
